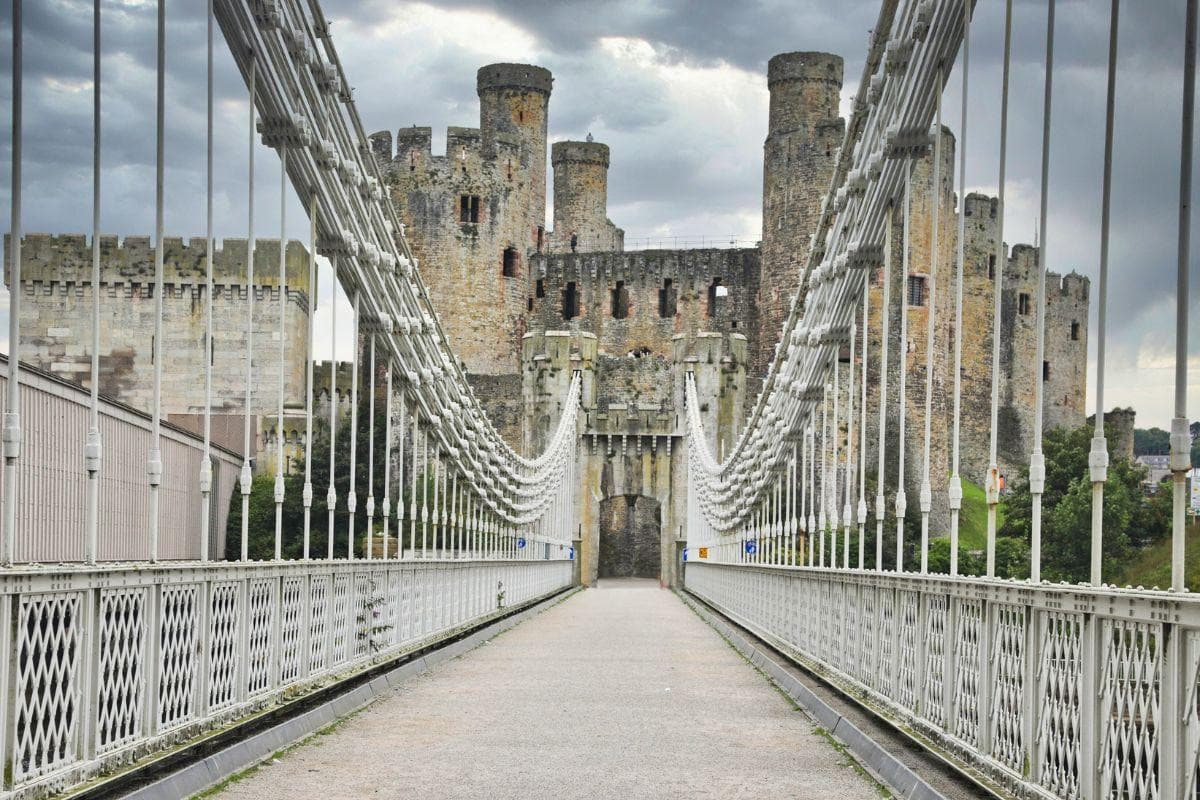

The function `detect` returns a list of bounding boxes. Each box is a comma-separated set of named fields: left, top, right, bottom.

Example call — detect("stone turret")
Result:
left=759, top=52, right=845, bottom=378
left=477, top=63, right=553, bottom=251
left=549, top=139, right=624, bottom=253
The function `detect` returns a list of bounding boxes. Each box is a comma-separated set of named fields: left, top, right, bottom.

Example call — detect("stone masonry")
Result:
left=5, top=233, right=311, bottom=471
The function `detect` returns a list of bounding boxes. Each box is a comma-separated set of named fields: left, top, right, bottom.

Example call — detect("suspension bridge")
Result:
left=0, top=0, right=1197, bottom=798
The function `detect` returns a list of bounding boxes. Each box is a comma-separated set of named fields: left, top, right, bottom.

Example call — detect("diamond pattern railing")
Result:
left=0, top=559, right=571, bottom=798
left=685, top=562, right=1200, bottom=800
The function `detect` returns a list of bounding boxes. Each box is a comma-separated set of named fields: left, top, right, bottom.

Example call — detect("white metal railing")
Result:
left=0, top=558, right=571, bottom=798
left=685, top=561, right=1198, bottom=799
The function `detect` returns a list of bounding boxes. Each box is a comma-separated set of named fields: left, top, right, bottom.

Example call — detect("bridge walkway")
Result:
left=208, top=579, right=882, bottom=799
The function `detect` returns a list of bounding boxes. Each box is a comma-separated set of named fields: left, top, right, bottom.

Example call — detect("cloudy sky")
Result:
left=0, top=0, right=1198, bottom=429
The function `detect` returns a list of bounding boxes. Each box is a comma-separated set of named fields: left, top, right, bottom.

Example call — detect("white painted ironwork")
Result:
left=0, top=559, right=569, bottom=796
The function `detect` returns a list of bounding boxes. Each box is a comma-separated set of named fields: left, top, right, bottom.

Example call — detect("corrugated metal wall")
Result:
left=0, top=361, right=240, bottom=562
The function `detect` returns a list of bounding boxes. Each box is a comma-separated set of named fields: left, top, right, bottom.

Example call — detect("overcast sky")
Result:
left=0, top=0, right=1198, bottom=429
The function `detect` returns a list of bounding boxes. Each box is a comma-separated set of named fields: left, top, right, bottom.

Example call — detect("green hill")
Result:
left=1116, top=521, right=1200, bottom=590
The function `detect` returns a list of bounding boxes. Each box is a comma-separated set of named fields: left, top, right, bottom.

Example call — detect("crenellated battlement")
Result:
left=4, top=233, right=310, bottom=294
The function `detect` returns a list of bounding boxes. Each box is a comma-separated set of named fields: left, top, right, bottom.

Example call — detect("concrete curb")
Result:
left=679, top=592, right=948, bottom=800
left=115, top=588, right=579, bottom=800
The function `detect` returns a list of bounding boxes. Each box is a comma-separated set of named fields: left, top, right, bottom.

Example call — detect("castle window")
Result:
left=611, top=280, right=630, bottom=319
left=562, top=282, right=579, bottom=320
left=409, top=151, right=416, bottom=172
left=537, top=226, right=544, bottom=253
left=988, top=254, right=996, bottom=280
left=658, top=278, right=676, bottom=318
left=1071, top=320, right=1080, bottom=340
left=1019, top=292, right=1031, bottom=315
left=527, top=298, right=533, bottom=312
left=1043, top=360, right=1051, bottom=381
left=707, top=277, right=724, bottom=318
left=907, top=275, right=926, bottom=307
left=536, top=278, right=545, bottom=298
left=459, top=195, right=480, bottom=224
left=502, top=246, right=519, bottom=278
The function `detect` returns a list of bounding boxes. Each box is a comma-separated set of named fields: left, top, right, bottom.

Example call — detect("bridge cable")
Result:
left=149, top=0, right=166, bottom=563
left=274, top=147, right=288, bottom=561
left=1030, top=0, right=1056, bottom=584
left=986, top=0, right=1014, bottom=579
left=919, top=65, right=943, bottom=576
left=240, top=55, right=256, bottom=563
left=86, top=0, right=103, bottom=565
left=949, top=0, right=971, bottom=577
left=897, top=159, right=912, bottom=573
left=1090, top=0, right=1119, bottom=586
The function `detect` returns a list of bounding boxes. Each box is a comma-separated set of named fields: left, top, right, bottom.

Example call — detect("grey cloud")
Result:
left=1, top=0, right=1199, bottom=426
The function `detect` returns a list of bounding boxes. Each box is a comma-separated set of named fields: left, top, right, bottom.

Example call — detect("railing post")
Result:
left=977, top=598, right=994, bottom=760
left=943, top=594, right=956, bottom=735
left=1079, top=612, right=1102, bottom=800
left=195, top=577, right=212, bottom=721
left=144, top=581, right=163, bottom=738
left=79, top=586, right=99, bottom=764
left=0, top=592, right=13, bottom=792
left=1024, top=605, right=1043, bottom=784
left=1161, top=620, right=1184, bottom=800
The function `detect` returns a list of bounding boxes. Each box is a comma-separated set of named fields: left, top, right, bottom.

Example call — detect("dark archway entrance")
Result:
left=598, top=495, right=661, bottom=579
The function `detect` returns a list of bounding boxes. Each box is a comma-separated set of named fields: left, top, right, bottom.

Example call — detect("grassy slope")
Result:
left=1117, top=522, right=1200, bottom=590
left=958, top=479, right=1003, bottom=552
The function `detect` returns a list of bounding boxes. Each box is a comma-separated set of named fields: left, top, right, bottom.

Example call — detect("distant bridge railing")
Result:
left=681, top=0, right=1200, bottom=798
left=686, top=562, right=1195, bottom=798
left=0, top=558, right=570, bottom=797
left=0, top=0, right=583, bottom=795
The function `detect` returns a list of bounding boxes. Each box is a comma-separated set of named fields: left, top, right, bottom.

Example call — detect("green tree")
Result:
left=1134, top=427, right=1170, bottom=456
left=224, top=359, right=451, bottom=560
left=1000, top=422, right=1167, bottom=584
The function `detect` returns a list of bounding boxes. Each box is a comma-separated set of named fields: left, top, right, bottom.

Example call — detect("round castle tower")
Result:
left=758, top=51, right=844, bottom=376
left=477, top=64, right=552, bottom=251
left=550, top=140, right=623, bottom=253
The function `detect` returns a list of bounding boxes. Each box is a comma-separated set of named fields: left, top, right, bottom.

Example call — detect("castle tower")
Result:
left=550, top=140, right=624, bottom=253
left=477, top=63, right=552, bottom=252
left=758, top=51, right=845, bottom=376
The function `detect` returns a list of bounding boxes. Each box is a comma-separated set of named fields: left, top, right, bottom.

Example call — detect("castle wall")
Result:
left=861, top=139, right=1090, bottom=538
left=528, top=248, right=761, bottom=365
left=5, top=234, right=311, bottom=464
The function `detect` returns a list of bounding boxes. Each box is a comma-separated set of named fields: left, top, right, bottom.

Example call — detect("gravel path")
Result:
left=209, top=579, right=882, bottom=799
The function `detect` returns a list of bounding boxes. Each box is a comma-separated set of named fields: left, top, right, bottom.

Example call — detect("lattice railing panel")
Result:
left=13, top=592, right=84, bottom=783
left=207, top=581, right=241, bottom=711
left=158, top=583, right=200, bottom=730
left=1100, top=619, right=1161, bottom=800
left=923, top=593, right=948, bottom=728
left=330, top=573, right=351, bottom=667
left=96, top=587, right=148, bottom=754
left=309, top=575, right=330, bottom=675
left=1038, top=611, right=1083, bottom=799
left=246, top=579, right=277, bottom=696
left=991, top=601, right=1027, bottom=774
left=953, top=598, right=982, bottom=749
left=279, top=576, right=305, bottom=685
left=897, top=589, right=920, bottom=712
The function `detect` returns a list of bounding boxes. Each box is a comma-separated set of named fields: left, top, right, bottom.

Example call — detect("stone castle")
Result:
left=7, top=52, right=1095, bottom=582
left=370, top=54, right=1092, bottom=582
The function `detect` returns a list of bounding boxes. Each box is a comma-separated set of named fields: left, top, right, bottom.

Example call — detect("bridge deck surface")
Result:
left=210, top=579, right=881, bottom=799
